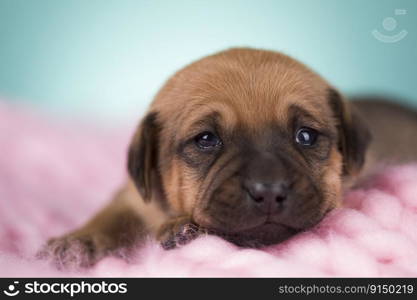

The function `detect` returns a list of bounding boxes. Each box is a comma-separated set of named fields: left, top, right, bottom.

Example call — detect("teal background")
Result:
left=0, top=0, right=416, bottom=122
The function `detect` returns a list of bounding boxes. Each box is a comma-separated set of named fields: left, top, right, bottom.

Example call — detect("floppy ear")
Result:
left=127, top=112, right=161, bottom=202
left=328, top=89, right=371, bottom=176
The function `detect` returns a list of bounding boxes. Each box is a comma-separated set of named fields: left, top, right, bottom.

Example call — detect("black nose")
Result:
left=245, top=181, right=289, bottom=214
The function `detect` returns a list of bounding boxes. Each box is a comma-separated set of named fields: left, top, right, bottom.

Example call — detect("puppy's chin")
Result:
left=199, top=207, right=334, bottom=247
left=206, top=222, right=303, bottom=248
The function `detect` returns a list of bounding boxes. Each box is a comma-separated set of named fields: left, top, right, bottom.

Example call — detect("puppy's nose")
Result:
left=245, top=181, right=289, bottom=214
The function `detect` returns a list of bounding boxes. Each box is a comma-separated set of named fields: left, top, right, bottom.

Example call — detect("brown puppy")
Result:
left=40, top=48, right=417, bottom=267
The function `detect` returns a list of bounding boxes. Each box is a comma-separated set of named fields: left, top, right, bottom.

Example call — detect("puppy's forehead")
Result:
left=152, top=48, right=331, bottom=132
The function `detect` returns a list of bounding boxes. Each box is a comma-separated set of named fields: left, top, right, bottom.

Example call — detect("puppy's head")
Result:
left=128, top=48, right=370, bottom=246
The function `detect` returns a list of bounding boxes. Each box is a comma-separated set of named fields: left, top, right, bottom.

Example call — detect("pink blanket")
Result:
left=1, top=101, right=417, bottom=277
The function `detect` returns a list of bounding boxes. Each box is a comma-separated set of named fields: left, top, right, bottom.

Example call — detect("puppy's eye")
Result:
left=295, top=127, right=318, bottom=147
left=194, top=131, right=222, bottom=149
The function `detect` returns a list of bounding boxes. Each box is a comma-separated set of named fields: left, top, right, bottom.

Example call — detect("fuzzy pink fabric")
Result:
left=1, top=101, right=417, bottom=277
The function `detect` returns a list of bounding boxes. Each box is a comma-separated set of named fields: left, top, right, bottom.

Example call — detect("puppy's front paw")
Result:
left=158, top=220, right=207, bottom=250
left=37, top=234, right=110, bottom=269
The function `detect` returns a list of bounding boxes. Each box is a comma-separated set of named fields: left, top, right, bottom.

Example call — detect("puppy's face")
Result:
left=129, top=48, right=370, bottom=246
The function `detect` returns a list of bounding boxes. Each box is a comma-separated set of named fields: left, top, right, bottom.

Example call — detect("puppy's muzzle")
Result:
left=241, top=152, right=293, bottom=216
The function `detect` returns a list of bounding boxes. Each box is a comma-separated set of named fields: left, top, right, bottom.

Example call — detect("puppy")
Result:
left=40, top=48, right=417, bottom=267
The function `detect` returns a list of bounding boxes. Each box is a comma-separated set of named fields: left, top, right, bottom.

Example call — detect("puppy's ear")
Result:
left=328, top=89, right=371, bottom=176
left=127, top=112, right=161, bottom=202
